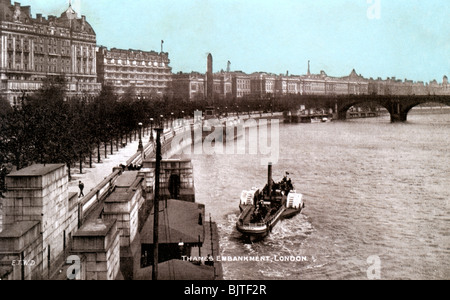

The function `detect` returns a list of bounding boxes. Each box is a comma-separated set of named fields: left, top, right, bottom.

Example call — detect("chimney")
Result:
left=81, top=15, right=86, bottom=25
left=22, top=5, right=31, bottom=17
left=36, top=13, right=42, bottom=22
left=267, top=163, right=273, bottom=196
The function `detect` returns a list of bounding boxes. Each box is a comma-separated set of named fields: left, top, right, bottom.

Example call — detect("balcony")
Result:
left=4, top=80, right=43, bottom=92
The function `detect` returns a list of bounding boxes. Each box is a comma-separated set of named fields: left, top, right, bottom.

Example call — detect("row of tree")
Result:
left=1, top=76, right=363, bottom=193
left=0, top=76, right=202, bottom=189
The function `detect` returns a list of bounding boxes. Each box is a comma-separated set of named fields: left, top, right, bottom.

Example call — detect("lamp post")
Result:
left=138, top=122, right=144, bottom=156
left=181, top=111, right=185, bottom=131
left=152, top=126, right=164, bottom=281
left=149, top=118, right=154, bottom=142
left=159, top=115, right=164, bottom=132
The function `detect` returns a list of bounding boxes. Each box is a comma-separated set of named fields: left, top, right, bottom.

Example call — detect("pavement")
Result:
left=68, top=131, right=153, bottom=199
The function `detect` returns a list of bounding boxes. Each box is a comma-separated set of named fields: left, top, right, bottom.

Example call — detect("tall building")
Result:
left=0, top=1, right=101, bottom=104
left=96, top=46, right=172, bottom=97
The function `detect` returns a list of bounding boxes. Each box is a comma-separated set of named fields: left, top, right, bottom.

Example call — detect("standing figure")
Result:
left=78, top=181, right=85, bottom=198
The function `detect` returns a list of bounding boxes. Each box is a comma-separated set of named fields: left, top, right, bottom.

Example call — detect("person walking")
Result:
left=78, top=181, right=85, bottom=198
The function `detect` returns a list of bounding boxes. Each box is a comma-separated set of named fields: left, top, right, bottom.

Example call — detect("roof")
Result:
left=140, top=200, right=205, bottom=245
left=105, top=191, right=133, bottom=203
left=115, top=171, right=140, bottom=188
left=0, top=2, right=95, bottom=35
left=7, top=164, right=65, bottom=177
left=73, top=219, right=116, bottom=237
left=0, top=221, right=40, bottom=238
left=134, top=259, right=215, bottom=280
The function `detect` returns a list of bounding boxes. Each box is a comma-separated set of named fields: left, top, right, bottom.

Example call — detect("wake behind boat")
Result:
left=236, top=164, right=305, bottom=241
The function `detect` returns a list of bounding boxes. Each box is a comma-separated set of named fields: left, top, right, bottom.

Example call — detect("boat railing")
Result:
left=266, top=207, right=286, bottom=223
left=239, top=221, right=267, bottom=228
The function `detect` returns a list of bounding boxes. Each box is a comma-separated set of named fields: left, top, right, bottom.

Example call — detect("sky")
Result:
left=15, top=0, right=450, bottom=83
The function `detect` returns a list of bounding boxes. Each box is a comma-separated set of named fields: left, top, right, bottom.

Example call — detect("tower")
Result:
left=206, top=53, right=214, bottom=104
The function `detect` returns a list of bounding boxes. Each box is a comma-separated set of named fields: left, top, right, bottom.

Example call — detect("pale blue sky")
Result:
left=15, top=0, right=450, bottom=83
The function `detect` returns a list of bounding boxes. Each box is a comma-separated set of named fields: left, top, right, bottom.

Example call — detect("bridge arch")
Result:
left=401, top=100, right=450, bottom=119
left=336, top=95, right=450, bottom=122
left=336, top=97, right=391, bottom=120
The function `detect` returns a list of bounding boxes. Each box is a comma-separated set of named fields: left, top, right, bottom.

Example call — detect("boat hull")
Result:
left=236, top=204, right=287, bottom=240
left=236, top=223, right=270, bottom=241
left=237, top=200, right=304, bottom=240
left=282, top=203, right=305, bottom=219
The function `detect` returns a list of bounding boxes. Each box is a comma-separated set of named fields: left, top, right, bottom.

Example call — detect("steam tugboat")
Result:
left=236, top=164, right=305, bottom=241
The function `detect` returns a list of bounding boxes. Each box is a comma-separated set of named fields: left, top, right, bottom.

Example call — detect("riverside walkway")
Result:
left=68, top=131, right=153, bottom=199
left=68, top=112, right=283, bottom=200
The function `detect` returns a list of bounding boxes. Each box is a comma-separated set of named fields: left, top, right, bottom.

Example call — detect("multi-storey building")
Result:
left=171, top=72, right=205, bottom=101
left=172, top=67, right=448, bottom=102
left=96, top=46, right=172, bottom=97
left=275, top=75, right=302, bottom=95
left=250, top=72, right=276, bottom=97
left=337, top=69, right=369, bottom=95
left=368, top=75, right=450, bottom=96
left=0, top=1, right=101, bottom=104
left=300, top=69, right=369, bottom=96
left=213, top=72, right=232, bottom=101
left=231, top=71, right=251, bottom=99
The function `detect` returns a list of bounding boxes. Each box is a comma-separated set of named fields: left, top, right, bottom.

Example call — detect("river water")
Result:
left=187, top=109, right=450, bottom=280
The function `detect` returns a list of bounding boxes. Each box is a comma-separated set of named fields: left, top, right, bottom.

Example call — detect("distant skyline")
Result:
left=14, top=0, right=450, bottom=83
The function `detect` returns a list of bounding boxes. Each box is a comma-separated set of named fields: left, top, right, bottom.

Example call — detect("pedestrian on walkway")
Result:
left=78, top=181, right=85, bottom=198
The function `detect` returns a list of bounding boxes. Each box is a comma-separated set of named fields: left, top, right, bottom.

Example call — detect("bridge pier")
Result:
left=336, top=110, right=348, bottom=121
left=390, top=113, right=408, bottom=123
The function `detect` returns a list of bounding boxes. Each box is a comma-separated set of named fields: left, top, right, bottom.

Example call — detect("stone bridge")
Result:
left=334, top=95, right=450, bottom=122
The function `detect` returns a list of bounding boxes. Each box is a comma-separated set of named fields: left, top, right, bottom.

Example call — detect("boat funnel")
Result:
left=268, top=163, right=273, bottom=192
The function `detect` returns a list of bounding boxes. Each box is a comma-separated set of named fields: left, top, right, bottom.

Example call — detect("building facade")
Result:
left=250, top=72, right=276, bottom=97
left=0, top=1, right=101, bottom=104
left=213, top=71, right=232, bottom=101
left=96, top=46, right=172, bottom=97
left=171, top=72, right=205, bottom=101
left=231, top=71, right=251, bottom=99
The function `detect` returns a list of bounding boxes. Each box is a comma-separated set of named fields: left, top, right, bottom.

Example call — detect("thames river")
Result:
left=189, top=108, right=450, bottom=280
